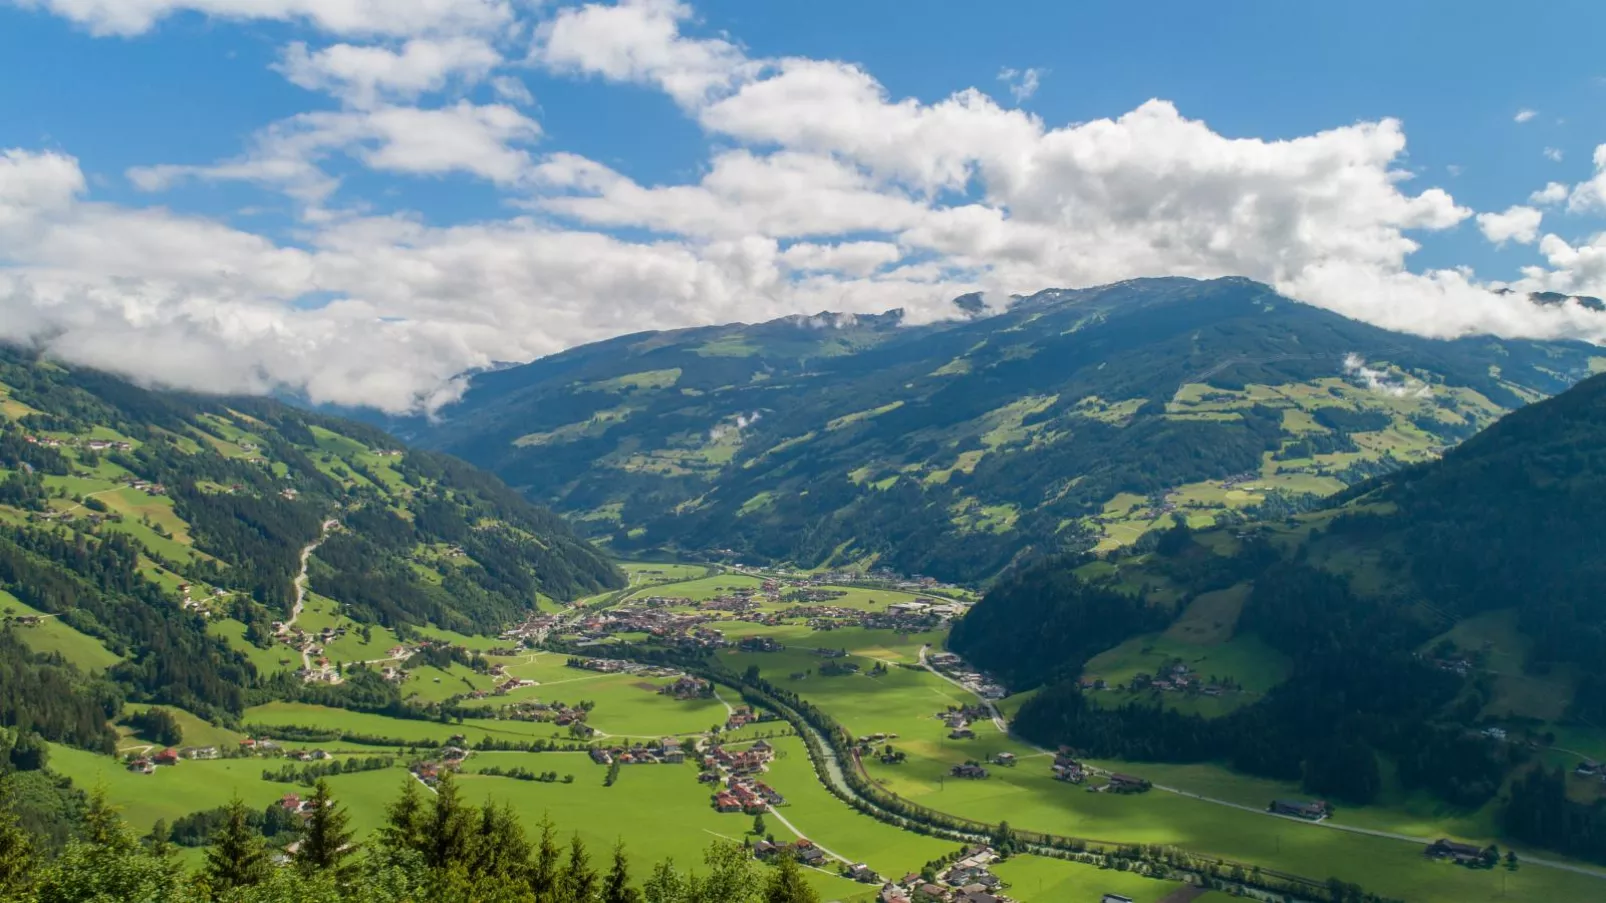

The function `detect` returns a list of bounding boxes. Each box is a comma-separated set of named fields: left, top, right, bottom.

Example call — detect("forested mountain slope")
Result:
left=951, top=369, right=1606, bottom=863
left=408, top=277, right=1603, bottom=582
left=0, top=347, right=621, bottom=725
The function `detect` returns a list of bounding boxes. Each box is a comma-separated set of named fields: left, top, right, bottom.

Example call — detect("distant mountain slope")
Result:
left=950, top=369, right=1606, bottom=863
left=0, top=346, right=621, bottom=719
left=413, top=277, right=1602, bottom=582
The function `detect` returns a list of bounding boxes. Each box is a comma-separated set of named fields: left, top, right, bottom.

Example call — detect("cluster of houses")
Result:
left=589, top=740, right=687, bottom=766
left=500, top=612, right=563, bottom=646
left=705, top=740, right=782, bottom=813
left=924, top=653, right=1006, bottom=700
left=410, top=746, right=470, bottom=786
left=938, top=704, right=991, bottom=740
left=751, top=838, right=831, bottom=870
left=661, top=675, right=713, bottom=700
left=1051, top=749, right=1086, bottom=783
left=22, top=434, right=133, bottom=453
left=125, top=746, right=220, bottom=773
left=566, top=657, right=679, bottom=678
left=877, top=846, right=1010, bottom=903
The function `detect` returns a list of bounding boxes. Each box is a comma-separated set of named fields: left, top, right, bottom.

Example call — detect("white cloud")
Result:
left=532, top=0, right=753, bottom=107
left=7, top=0, right=1606, bottom=414
left=997, top=67, right=1044, bottom=102
left=1476, top=205, right=1542, bottom=245
left=10, top=0, right=513, bottom=37
left=277, top=38, right=502, bottom=108
left=1529, top=181, right=1569, bottom=205
left=129, top=101, right=543, bottom=206
left=1544, top=146, right=1564, bottom=162
left=1514, top=109, right=1537, bottom=123
left=1566, top=144, right=1606, bottom=213
left=780, top=241, right=904, bottom=277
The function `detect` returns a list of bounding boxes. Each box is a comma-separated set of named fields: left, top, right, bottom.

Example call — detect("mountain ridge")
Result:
left=404, top=276, right=1603, bottom=583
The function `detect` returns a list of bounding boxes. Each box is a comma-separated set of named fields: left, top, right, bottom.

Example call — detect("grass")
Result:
left=1081, top=632, right=1290, bottom=718
left=991, top=855, right=1185, bottom=902
left=209, top=618, right=300, bottom=675
left=0, top=591, right=124, bottom=671
left=48, top=744, right=299, bottom=833
left=120, top=704, right=245, bottom=751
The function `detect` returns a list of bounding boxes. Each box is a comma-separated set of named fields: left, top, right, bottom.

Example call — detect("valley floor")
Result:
left=66, top=563, right=1606, bottom=903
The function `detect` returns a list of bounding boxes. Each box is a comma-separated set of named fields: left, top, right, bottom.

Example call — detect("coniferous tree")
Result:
left=471, top=801, right=531, bottom=886
left=531, top=816, right=561, bottom=899
left=603, top=840, right=642, bottom=903
left=424, top=771, right=472, bottom=872
left=561, top=832, right=599, bottom=903
left=380, top=775, right=428, bottom=854
left=294, top=778, right=357, bottom=879
left=204, top=797, right=272, bottom=894
left=763, top=854, right=820, bottom=903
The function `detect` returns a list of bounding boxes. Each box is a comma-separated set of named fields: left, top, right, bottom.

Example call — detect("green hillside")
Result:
left=0, top=346, right=622, bottom=725
left=410, top=277, right=1602, bottom=582
left=951, top=368, right=1606, bottom=867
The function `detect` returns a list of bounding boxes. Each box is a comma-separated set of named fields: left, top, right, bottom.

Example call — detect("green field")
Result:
left=119, top=704, right=246, bottom=751
left=1, top=591, right=124, bottom=671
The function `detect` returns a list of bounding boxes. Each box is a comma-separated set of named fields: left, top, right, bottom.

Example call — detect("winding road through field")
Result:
left=287, top=519, right=339, bottom=672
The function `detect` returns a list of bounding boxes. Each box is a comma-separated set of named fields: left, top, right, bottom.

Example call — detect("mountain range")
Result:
left=402, top=277, right=1604, bottom=583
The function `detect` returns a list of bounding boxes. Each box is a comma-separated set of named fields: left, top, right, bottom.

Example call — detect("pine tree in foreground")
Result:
left=204, top=796, right=273, bottom=894
left=295, top=778, right=358, bottom=879
left=603, top=839, right=642, bottom=903
left=561, top=832, right=599, bottom=903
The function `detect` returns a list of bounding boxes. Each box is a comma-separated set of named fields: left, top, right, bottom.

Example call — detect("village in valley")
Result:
left=50, top=556, right=1594, bottom=903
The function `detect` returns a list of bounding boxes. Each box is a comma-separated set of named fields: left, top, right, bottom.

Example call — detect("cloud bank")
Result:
left=3, top=0, right=1606, bottom=412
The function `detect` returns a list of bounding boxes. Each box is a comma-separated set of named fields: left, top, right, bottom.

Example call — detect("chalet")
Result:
left=795, top=843, right=826, bottom=866
left=590, top=748, right=613, bottom=766
left=848, top=863, right=879, bottom=883
left=154, top=748, right=180, bottom=766
left=1577, top=760, right=1602, bottom=776
left=1101, top=895, right=1136, bottom=903
left=714, top=793, right=741, bottom=813
left=1107, top=773, right=1151, bottom=793
left=878, top=886, right=911, bottom=903
left=948, top=727, right=975, bottom=740
left=280, top=793, right=304, bottom=812
left=1270, top=799, right=1330, bottom=821
left=918, top=884, right=946, bottom=901
left=1427, top=839, right=1487, bottom=865
left=950, top=763, right=989, bottom=780
left=990, top=752, right=1016, bottom=766
left=127, top=757, right=154, bottom=774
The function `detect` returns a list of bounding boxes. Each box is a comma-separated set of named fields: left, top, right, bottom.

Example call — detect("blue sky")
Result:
left=1, top=0, right=1604, bottom=411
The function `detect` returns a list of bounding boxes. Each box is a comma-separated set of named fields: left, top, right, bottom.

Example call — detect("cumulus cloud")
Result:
left=5, top=0, right=1606, bottom=413
left=1514, top=109, right=1537, bottom=123
left=1567, top=144, right=1606, bottom=213
left=1476, top=205, right=1542, bottom=245
left=129, top=101, right=543, bottom=206
left=277, top=38, right=503, bottom=108
left=1530, top=182, right=1569, bottom=205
